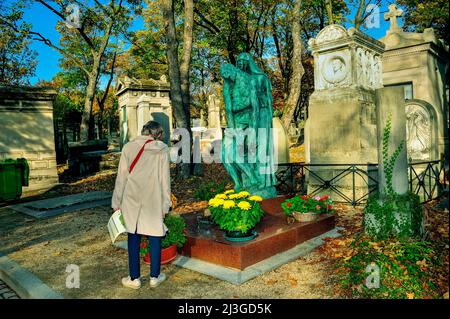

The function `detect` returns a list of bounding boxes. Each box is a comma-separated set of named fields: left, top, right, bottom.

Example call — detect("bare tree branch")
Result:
left=36, top=0, right=95, bottom=49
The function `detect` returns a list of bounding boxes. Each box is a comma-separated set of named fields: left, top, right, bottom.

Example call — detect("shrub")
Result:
left=364, top=192, right=423, bottom=239
left=194, top=181, right=227, bottom=200
left=336, top=235, right=445, bottom=299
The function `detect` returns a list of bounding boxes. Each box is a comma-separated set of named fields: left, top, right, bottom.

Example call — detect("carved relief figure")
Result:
left=373, top=56, right=382, bottom=87
left=356, top=47, right=365, bottom=85
left=406, top=105, right=431, bottom=160
left=355, top=47, right=382, bottom=88
left=322, top=55, right=348, bottom=86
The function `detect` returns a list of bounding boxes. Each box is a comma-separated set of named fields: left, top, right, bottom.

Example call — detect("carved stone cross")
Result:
left=384, top=4, right=403, bottom=31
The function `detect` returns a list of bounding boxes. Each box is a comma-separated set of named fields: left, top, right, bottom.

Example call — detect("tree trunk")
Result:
left=180, top=0, right=193, bottom=116
left=162, top=0, right=191, bottom=177
left=281, top=0, right=305, bottom=131
left=325, top=0, right=334, bottom=25
left=80, top=73, right=98, bottom=141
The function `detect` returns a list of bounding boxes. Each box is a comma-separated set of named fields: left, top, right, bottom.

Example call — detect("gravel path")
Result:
left=0, top=204, right=347, bottom=299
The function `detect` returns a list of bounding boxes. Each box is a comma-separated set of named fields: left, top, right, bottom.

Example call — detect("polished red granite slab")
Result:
left=180, top=196, right=336, bottom=270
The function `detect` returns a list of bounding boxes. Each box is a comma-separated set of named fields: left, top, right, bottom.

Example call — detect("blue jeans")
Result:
left=127, top=233, right=162, bottom=279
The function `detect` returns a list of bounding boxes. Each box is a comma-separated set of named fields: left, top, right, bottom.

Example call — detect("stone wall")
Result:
left=0, top=86, right=59, bottom=195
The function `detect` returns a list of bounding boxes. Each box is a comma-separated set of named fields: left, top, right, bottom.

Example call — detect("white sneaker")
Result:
left=150, top=273, right=166, bottom=287
left=121, top=276, right=141, bottom=289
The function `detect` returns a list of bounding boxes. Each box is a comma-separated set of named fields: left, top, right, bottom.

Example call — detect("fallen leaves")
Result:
left=266, top=279, right=277, bottom=286
left=406, top=292, right=415, bottom=299
left=287, top=274, right=298, bottom=288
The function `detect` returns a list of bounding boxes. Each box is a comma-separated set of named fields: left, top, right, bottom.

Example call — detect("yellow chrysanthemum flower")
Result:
left=238, top=191, right=250, bottom=198
left=228, top=193, right=239, bottom=199
left=238, top=201, right=251, bottom=210
left=223, top=200, right=235, bottom=209
left=224, top=190, right=235, bottom=195
left=214, top=194, right=227, bottom=199
left=249, top=195, right=263, bottom=202
left=208, top=198, right=224, bottom=207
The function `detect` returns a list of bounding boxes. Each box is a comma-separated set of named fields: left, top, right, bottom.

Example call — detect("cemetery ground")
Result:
left=0, top=163, right=448, bottom=299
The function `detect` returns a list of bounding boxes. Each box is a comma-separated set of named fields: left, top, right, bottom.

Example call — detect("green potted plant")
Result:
left=140, top=214, right=187, bottom=265
left=208, top=190, right=265, bottom=242
left=281, top=194, right=334, bottom=222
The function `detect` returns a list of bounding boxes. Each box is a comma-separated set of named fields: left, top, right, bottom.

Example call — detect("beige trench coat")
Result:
left=111, top=135, right=171, bottom=236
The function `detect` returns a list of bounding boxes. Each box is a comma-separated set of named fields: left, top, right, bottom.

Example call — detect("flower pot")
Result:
left=143, top=244, right=177, bottom=265
left=223, top=229, right=257, bottom=242
left=292, top=211, right=319, bottom=222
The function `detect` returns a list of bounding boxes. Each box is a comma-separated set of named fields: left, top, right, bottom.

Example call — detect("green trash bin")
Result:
left=0, top=158, right=29, bottom=201
left=16, top=158, right=30, bottom=187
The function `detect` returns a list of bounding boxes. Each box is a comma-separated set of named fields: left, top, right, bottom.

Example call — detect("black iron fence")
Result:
left=276, top=160, right=448, bottom=206
left=408, top=159, right=447, bottom=203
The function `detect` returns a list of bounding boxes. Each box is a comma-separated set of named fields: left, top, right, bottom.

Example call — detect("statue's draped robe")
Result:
left=220, top=54, right=277, bottom=197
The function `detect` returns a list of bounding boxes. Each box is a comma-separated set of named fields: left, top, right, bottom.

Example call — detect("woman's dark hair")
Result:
left=141, top=121, right=163, bottom=140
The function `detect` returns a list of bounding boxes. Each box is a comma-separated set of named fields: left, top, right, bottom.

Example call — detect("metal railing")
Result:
left=408, top=159, right=447, bottom=203
left=276, top=160, right=448, bottom=205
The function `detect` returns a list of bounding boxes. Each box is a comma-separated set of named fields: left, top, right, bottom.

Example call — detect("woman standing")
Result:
left=112, top=120, right=171, bottom=289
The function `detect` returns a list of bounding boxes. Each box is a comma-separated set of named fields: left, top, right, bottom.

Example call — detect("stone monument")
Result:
left=306, top=25, right=385, bottom=200
left=0, top=86, right=59, bottom=196
left=116, top=76, right=173, bottom=146
left=379, top=3, right=449, bottom=162
left=207, top=93, right=222, bottom=134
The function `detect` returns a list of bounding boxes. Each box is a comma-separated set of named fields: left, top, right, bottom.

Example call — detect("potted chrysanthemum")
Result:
left=208, top=190, right=265, bottom=242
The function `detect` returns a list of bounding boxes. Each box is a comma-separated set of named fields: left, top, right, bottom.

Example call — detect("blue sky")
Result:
left=22, top=1, right=402, bottom=85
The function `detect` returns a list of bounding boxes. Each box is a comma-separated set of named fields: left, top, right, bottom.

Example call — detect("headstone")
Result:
left=11, top=191, right=112, bottom=218
left=376, top=86, right=408, bottom=195
left=207, top=94, right=221, bottom=129
left=306, top=25, right=384, bottom=201
left=207, top=93, right=222, bottom=140
left=272, top=117, right=290, bottom=165
left=0, top=86, right=59, bottom=196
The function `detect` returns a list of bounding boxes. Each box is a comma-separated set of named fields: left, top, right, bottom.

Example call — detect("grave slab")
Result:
left=180, top=211, right=336, bottom=270
left=9, top=191, right=112, bottom=218
left=172, top=227, right=342, bottom=285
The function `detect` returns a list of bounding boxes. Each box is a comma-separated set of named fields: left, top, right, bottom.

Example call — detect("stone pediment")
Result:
left=314, top=25, right=348, bottom=44
left=116, top=75, right=170, bottom=96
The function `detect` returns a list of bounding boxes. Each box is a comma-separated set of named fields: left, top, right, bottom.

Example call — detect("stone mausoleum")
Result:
left=305, top=5, right=449, bottom=202
left=0, top=86, right=59, bottom=196
left=116, top=76, right=173, bottom=146
left=379, top=4, right=449, bottom=162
